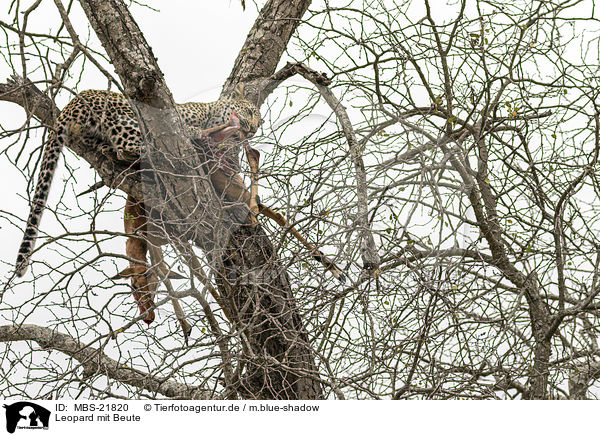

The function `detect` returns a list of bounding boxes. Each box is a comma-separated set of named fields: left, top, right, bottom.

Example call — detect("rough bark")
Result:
left=0, top=76, right=59, bottom=125
left=222, top=0, right=312, bottom=105
left=569, top=361, right=600, bottom=400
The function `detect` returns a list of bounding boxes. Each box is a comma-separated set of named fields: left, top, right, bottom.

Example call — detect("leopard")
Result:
left=15, top=84, right=259, bottom=275
left=14, top=83, right=345, bottom=289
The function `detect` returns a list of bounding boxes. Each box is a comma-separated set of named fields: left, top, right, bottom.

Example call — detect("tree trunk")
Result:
left=74, top=0, right=322, bottom=399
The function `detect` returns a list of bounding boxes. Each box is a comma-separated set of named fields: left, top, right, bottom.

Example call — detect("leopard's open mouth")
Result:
left=208, top=111, right=245, bottom=143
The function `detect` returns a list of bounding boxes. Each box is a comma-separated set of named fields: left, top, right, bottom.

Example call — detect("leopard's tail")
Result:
left=15, top=129, right=63, bottom=277
left=258, top=204, right=346, bottom=283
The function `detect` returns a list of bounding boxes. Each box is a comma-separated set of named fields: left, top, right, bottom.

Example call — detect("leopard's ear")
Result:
left=232, top=82, right=245, bottom=99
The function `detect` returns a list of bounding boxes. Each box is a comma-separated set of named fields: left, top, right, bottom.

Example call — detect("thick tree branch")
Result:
left=0, top=76, right=58, bottom=125
left=313, top=83, right=380, bottom=272
left=223, top=0, right=312, bottom=104
left=0, top=324, right=211, bottom=399
left=253, top=61, right=380, bottom=272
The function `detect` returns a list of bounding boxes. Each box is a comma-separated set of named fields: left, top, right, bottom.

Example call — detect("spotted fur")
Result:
left=15, top=85, right=261, bottom=276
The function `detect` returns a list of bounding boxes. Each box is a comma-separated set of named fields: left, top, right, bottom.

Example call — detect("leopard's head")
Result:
left=229, top=83, right=262, bottom=139
left=206, top=83, right=262, bottom=142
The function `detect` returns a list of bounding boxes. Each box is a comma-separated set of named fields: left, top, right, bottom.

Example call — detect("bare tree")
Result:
left=2, top=0, right=600, bottom=400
